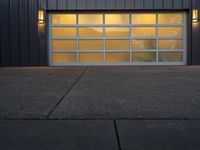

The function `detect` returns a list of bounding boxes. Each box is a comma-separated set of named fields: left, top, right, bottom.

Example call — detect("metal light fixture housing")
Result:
left=38, top=10, right=45, bottom=24
left=193, top=9, right=198, bottom=23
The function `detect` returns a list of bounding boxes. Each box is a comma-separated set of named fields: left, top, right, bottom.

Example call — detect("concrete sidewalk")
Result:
left=0, top=66, right=200, bottom=119
left=0, top=120, right=200, bottom=150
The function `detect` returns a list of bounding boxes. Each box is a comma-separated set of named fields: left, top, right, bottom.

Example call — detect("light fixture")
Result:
left=192, top=9, right=198, bottom=23
left=38, top=10, right=45, bottom=24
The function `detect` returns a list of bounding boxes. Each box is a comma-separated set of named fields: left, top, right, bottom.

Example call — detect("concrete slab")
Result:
left=116, top=120, right=200, bottom=150
left=0, top=67, right=86, bottom=119
left=50, top=66, right=200, bottom=119
left=0, top=120, right=118, bottom=150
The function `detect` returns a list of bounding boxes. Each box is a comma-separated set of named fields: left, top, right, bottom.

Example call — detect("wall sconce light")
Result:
left=192, top=9, right=198, bottom=23
left=38, top=10, right=45, bottom=24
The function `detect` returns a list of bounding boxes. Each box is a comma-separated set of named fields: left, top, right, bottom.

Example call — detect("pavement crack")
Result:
left=114, top=120, right=122, bottom=150
left=45, top=67, right=88, bottom=119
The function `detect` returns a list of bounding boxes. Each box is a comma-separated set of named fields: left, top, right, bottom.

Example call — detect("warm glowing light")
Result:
left=38, top=10, right=44, bottom=24
left=193, top=9, right=198, bottom=23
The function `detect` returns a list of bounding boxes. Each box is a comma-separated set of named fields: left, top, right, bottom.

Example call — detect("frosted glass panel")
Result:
left=133, top=52, right=156, bottom=62
left=52, top=27, right=76, bottom=38
left=132, top=27, right=156, bottom=37
left=79, top=40, right=103, bottom=50
left=79, top=27, right=103, bottom=37
left=132, top=40, right=156, bottom=50
left=106, top=27, right=130, bottom=38
left=52, top=53, right=77, bottom=63
left=106, top=53, right=130, bottom=62
left=79, top=14, right=103, bottom=24
left=132, top=14, right=156, bottom=24
left=52, top=40, right=76, bottom=50
left=159, top=40, right=183, bottom=50
left=106, top=40, right=130, bottom=50
left=158, top=52, right=183, bottom=62
left=158, top=14, right=183, bottom=24
left=79, top=53, right=103, bottom=63
left=158, top=27, right=183, bottom=37
left=105, top=14, right=129, bottom=24
left=52, top=14, right=76, bottom=25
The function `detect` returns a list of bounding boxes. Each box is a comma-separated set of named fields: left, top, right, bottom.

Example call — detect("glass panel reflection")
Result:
left=132, top=27, right=156, bottom=37
left=158, top=14, right=183, bottom=24
left=52, top=27, right=76, bottom=38
left=79, top=27, right=103, bottom=37
left=133, top=52, right=156, bottom=62
left=79, top=14, right=103, bottom=25
left=158, top=52, right=183, bottom=62
left=158, top=27, right=183, bottom=37
left=106, top=27, right=130, bottom=38
left=132, top=40, right=156, bottom=50
left=105, top=14, right=129, bottom=24
left=159, top=40, right=183, bottom=49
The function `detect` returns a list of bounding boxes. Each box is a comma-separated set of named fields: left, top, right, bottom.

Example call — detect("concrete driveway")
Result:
left=1, top=66, right=200, bottom=150
left=0, top=66, right=200, bottom=119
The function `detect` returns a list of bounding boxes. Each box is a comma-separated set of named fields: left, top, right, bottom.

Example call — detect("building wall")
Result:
left=0, top=0, right=200, bottom=67
left=39, top=0, right=192, bottom=10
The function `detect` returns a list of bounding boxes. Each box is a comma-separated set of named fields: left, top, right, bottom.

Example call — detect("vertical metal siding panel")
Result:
left=29, top=0, right=39, bottom=66
left=1, top=0, right=10, bottom=66
left=38, top=7, right=47, bottom=66
left=38, top=25, right=48, bottom=66
left=58, top=0, right=67, bottom=10
left=163, top=0, right=173, bottom=9
left=192, top=17, right=200, bottom=64
left=153, top=0, right=163, bottom=9
left=188, top=10, right=192, bottom=65
left=192, top=0, right=198, bottom=9
left=135, top=0, right=144, bottom=9
left=116, top=0, right=125, bottom=9
left=67, top=0, right=77, bottom=9
left=182, top=0, right=191, bottom=9
left=124, top=0, right=134, bottom=9
left=10, top=0, right=20, bottom=66
left=19, top=0, right=29, bottom=66
left=0, top=8, right=1, bottom=66
left=95, top=0, right=106, bottom=9
left=144, top=0, right=153, bottom=9
left=48, top=0, right=57, bottom=10
left=173, top=0, right=182, bottom=9
left=191, top=0, right=200, bottom=64
left=77, top=0, right=86, bottom=9
left=86, top=0, right=96, bottom=9
left=106, top=0, right=115, bottom=9
left=39, top=0, right=47, bottom=10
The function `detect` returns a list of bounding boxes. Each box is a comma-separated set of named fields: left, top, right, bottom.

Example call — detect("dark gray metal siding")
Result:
left=0, top=0, right=41, bottom=67
left=192, top=0, right=200, bottom=65
left=1, top=0, right=200, bottom=66
left=39, top=0, right=193, bottom=10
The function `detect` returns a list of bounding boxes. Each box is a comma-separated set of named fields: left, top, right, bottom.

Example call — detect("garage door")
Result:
left=49, top=12, right=187, bottom=66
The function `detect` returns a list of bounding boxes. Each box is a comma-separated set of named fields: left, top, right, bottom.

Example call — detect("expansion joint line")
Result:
left=114, top=120, right=122, bottom=150
left=45, top=67, right=88, bottom=119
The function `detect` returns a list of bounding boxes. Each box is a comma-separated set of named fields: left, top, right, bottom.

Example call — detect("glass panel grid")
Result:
left=50, top=13, right=186, bottom=65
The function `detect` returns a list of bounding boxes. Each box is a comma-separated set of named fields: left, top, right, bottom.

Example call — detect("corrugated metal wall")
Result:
left=39, top=0, right=192, bottom=10
left=0, top=0, right=200, bottom=67
left=0, top=0, right=42, bottom=67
